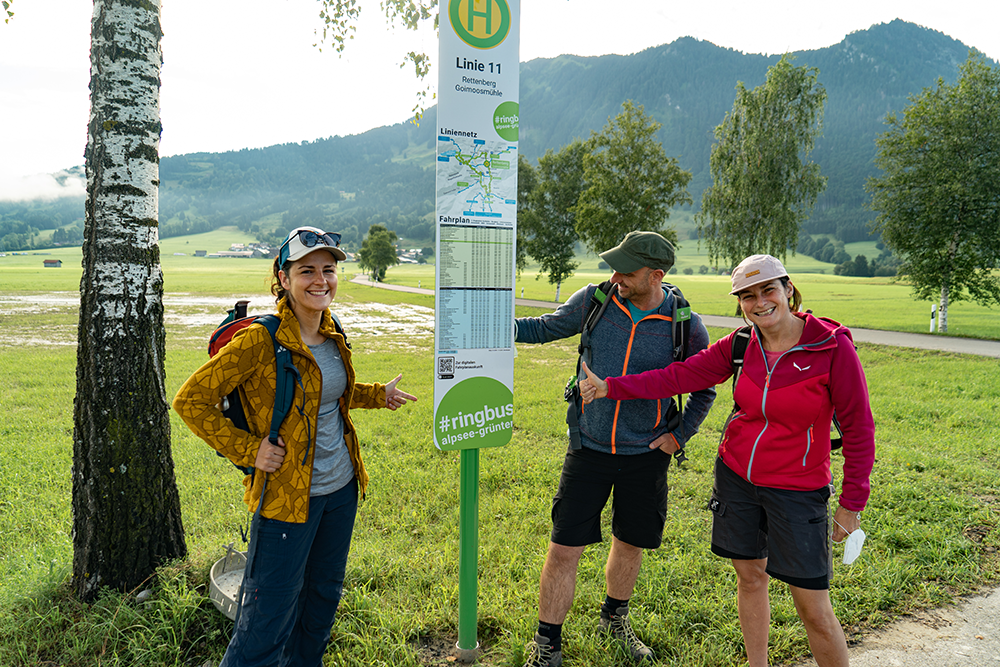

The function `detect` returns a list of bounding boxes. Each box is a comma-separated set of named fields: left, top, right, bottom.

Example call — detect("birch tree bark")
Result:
left=73, top=0, right=185, bottom=601
left=939, top=284, right=950, bottom=333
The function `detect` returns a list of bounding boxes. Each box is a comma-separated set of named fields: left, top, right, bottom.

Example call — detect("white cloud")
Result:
left=2, top=0, right=999, bottom=183
left=0, top=169, right=86, bottom=202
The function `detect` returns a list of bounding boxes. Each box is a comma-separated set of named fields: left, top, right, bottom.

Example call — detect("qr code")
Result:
left=438, top=356, right=455, bottom=379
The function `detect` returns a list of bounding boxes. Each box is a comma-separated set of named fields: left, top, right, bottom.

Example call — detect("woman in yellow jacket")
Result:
left=174, top=226, right=416, bottom=667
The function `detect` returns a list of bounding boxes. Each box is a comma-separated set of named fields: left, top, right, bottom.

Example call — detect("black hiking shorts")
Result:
left=709, top=457, right=833, bottom=590
left=550, top=446, right=670, bottom=550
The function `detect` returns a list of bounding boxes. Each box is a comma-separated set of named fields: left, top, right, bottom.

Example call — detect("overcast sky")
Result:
left=1, top=0, right=998, bottom=200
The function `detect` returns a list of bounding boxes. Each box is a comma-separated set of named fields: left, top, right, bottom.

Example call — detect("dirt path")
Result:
left=788, top=587, right=1000, bottom=666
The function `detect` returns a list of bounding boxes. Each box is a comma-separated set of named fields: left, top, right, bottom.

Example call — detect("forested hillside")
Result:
left=0, top=20, right=985, bottom=252
left=518, top=20, right=975, bottom=243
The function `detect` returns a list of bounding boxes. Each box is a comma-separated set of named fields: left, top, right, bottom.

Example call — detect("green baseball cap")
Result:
left=599, top=231, right=676, bottom=274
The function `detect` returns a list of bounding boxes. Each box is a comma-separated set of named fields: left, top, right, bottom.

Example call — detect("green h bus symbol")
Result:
left=449, top=0, right=510, bottom=50
left=465, top=0, right=494, bottom=34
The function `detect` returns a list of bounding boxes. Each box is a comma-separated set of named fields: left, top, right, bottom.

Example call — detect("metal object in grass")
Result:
left=209, top=544, right=246, bottom=620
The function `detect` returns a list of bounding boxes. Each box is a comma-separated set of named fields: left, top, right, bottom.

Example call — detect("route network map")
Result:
left=436, top=136, right=517, bottom=219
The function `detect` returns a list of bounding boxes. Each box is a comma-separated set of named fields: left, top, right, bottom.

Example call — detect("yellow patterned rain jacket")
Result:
left=173, top=298, right=385, bottom=523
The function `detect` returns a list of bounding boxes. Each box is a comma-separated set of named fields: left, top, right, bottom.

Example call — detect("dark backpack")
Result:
left=729, top=325, right=843, bottom=449
left=207, top=300, right=350, bottom=475
left=565, top=280, right=694, bottom=462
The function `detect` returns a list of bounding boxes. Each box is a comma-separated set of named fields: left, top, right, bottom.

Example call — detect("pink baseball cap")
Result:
left=730, top=254, right=788, bottom=295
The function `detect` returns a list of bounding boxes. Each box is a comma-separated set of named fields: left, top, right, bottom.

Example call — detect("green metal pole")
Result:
left=456, top=447, right=480, bottom=659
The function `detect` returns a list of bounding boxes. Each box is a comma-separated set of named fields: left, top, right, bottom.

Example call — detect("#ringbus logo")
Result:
left=435, top=376, right=514, bottom=450
left=493, top=101, right=518, bottom=141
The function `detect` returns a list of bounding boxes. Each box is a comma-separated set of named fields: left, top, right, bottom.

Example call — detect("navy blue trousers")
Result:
left=220, top=479, right=358, bottom=667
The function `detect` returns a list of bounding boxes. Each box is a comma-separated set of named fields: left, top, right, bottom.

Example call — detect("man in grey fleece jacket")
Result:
left=515, top=232, right=715, bottom=666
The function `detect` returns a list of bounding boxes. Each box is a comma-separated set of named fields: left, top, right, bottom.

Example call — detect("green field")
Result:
left=0, top=232, right=999, bottom=665
left=378, top=250, right=999, bottom=341
left=6, top=227, right=996, bottom=339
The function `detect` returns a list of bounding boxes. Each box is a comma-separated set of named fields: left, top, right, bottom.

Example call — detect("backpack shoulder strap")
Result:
left=329, top=311, right=351, bottom=349
left=663, top=282, right=692, bottom=363
left=662, top=283, right=694, bottom=464
left=577, top=280, right=615, bottom=361
left=831, top=413, right=844, bottom=451
left=730, top=326, right=752, bottom=410
left=255, top=314, right=301, bottom=446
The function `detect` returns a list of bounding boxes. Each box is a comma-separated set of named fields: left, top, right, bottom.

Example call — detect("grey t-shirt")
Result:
left=306, top=338, right=355, bottom=496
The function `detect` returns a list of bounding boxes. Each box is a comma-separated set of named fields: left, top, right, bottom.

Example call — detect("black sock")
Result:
left=602, top=595, right=629, bottom=614
left=537, top=621, right=562, bottom=651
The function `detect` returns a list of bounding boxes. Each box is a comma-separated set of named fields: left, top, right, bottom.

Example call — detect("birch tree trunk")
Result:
left=938, top=283, right=950, bottom=334
left=937, top=232, right=959, bottom=334
left=73, top=0, right=185, bottom=601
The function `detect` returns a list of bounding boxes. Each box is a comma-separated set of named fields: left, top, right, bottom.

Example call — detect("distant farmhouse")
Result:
left=43, top=259, right=62, bottom=268
left=397, top=248, right=429, bottom=265
left=209, top=250, right=254, bottom=258
left=254, top=245, right=277, bottom=259
left=205, top=242, right=276, bottom=259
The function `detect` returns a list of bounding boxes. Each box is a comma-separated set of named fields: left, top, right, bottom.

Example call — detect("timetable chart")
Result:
left=437, top=287, right=513, bottom=350
left=438, top=223, right=514, bottom=289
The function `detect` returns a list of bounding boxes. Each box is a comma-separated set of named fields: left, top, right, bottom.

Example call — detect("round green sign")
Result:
left=449, top=0, right=511, bottom=50
left=493, top=101, right=519, bottom=141
left=435, top=376, right=513, bottom=450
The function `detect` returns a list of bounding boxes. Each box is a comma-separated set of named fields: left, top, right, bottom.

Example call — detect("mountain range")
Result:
left=0, top=19, right=990, bottom=253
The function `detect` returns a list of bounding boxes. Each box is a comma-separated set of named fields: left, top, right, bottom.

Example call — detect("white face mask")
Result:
left=834, top=519, right=866, bottom=565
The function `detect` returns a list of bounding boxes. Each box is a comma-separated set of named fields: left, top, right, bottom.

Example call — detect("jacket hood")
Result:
left=753, top=312, right=852, bottom=352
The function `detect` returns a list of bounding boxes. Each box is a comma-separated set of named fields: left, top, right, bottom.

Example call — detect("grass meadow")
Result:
left=393, top=242, right=997, bottom=341
left=5, top=226, right=999, bottom=339
left=0, top=230, right=998, bottom=666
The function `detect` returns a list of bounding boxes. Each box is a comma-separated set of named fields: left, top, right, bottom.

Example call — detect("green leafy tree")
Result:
left=3, top=0, right=13, bottom=23
left=574, top=101, right=689, bottom=254
left=522, top=141, right=587, bottom=300
left=867, top=52, right=1000, bottom=333
left=697, top=55, right=827, bottom=268
left=516, top=154, right=538, bottom=275
left=834, top=254, right=874, bottom=277
left=317, top=0, right=437, bottom=115
left=357, top=223, right=400, bottom=281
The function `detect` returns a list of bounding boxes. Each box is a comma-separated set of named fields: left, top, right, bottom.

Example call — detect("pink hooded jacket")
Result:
left=605, top=313, right=875, bottom=511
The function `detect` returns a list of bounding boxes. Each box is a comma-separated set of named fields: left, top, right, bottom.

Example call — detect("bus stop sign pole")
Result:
left=457, top=448, right=480, bottom=660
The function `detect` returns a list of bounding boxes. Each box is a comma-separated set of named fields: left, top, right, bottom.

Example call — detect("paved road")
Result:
left=700, top=314, right=1000, bottom=358
left=350, top=276, right=1000, bottom=358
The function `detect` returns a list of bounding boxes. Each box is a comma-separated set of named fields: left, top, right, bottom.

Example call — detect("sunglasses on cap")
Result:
left=278, top=229, right=342, bottom=266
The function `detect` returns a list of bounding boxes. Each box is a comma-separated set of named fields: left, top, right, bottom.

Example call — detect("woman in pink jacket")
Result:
left=580, top=254, right=874, bottom=667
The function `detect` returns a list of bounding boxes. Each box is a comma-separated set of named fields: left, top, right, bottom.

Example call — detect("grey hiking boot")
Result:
left=599, top=605, right=654, bottom=662
left=523, top=632, right=563, bottom=667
